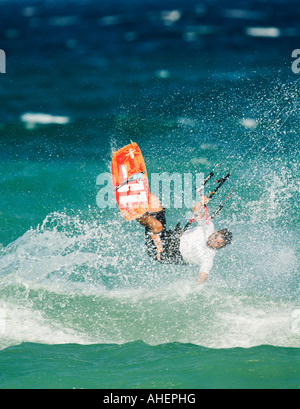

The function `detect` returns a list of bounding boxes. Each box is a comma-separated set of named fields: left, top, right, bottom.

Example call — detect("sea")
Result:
left=0, top=0, right=299, bottom=390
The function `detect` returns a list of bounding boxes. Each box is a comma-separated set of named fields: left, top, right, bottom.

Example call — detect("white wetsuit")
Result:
left=179, top=218, right=216, bottom=275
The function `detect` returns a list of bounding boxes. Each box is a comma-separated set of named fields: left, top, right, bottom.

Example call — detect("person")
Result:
left=137, top=193, right=233, bottom=285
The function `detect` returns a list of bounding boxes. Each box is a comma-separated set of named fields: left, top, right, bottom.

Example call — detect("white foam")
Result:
left=245, top=26, right=281, bottom=38
left=214, top=305, right=299, bottom=349
left=240, top=118, right=258, bottom=129
left=160, top=10, right=182, bottom=25
left=20, top=113, right=71, bottom=129
left=147, top=10, right=182, bottom=26
left=0, top=302, right=91, bottom=350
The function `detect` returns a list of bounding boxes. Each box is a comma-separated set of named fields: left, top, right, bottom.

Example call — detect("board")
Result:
left=111, top=142, right=150, bottom=221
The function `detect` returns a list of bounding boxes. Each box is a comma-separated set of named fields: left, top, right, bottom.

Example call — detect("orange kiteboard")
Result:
left=111, top=142, right=150, bottom=221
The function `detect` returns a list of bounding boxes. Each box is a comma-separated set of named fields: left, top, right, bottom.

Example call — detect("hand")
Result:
left=197, top=272, right=209, bottom=285
left=200, top=195, right=209, bottom=206
left=192, top=196, right=208, bottom=218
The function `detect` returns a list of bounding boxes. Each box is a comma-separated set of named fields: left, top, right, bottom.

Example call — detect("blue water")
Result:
left=0, top=0, right=299, bottom=389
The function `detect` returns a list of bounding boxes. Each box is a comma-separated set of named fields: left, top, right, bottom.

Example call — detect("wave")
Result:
left=0, top=197, right=298, bottom=350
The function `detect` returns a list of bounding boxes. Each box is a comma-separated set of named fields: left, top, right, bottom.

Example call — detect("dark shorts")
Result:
left=145, top=210, right=186, bottom=265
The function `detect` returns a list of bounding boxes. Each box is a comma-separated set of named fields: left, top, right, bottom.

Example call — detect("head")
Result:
left=207, top=229, right=233, bottom=250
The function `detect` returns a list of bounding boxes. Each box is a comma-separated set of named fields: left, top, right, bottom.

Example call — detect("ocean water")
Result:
left=0, top=0, right=299, bottom=389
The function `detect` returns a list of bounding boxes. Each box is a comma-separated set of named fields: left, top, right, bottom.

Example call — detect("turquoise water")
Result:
left=0, top=343, right=299, bottom=389
left=0, top=0, right=299, bottom=389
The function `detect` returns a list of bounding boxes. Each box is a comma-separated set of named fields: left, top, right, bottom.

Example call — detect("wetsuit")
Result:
left=144, top=210, right=187, bottom=265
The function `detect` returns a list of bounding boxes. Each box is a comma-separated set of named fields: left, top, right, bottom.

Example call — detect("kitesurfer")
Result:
left=137, top=194, right=233, bottom=284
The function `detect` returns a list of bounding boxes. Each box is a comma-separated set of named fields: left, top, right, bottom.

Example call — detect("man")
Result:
left=137, top=193, right=233, bottom=284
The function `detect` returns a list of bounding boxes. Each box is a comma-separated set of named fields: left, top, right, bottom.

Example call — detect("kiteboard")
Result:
left=111, top=142, right=150, bottom=221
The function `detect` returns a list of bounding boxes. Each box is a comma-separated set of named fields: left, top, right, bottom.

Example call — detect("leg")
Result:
left=136, top=193, right=164, bottom=233
left=148, top=193, right=163, bottom=213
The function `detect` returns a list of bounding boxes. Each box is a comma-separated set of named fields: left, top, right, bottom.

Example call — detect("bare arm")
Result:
left=192, top=196, right=209, bottom=220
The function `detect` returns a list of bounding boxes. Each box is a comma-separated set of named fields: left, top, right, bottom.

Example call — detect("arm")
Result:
left=192, top=196, right=208, bottom=220
left=197, top=248, right=214, bottom=285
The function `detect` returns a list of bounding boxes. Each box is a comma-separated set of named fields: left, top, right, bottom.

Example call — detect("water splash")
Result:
left=0, top=195, right=298, bottom=350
